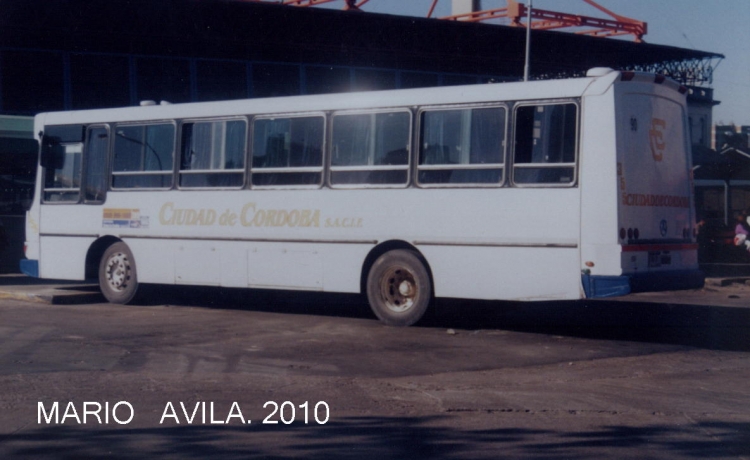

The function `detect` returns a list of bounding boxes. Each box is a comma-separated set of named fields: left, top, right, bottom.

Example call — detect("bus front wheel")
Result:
left=99, top=242, right=139, bottom=304
left=366, top=250, right=432, bottom=327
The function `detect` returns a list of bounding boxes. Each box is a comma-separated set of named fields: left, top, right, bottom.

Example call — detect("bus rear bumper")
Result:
left=582, top=269, right=705, bottom=298
left=20, top=259, right=39, bottom=278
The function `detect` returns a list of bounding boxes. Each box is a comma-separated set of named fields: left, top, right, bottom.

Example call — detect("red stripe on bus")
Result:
left=622, top=244, right=699, bottom=252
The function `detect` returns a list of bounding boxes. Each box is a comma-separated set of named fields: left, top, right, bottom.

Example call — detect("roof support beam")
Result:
left=441, top=0, right=647, bottom=42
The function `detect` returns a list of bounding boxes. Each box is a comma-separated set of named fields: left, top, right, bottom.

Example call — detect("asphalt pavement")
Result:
left=2, top=266, right=750, bottom=459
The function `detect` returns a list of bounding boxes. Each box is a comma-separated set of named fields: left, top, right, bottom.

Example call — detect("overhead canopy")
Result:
left=0, top=0, right=722, bottom=85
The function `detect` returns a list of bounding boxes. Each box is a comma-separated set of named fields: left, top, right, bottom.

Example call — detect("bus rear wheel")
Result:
left=366, top=250, right=432, bottom=327
left=99, top=242, right=139, bottom=304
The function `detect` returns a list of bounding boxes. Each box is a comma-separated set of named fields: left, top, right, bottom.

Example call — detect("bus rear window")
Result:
left=112, top=123, right=175, bottom=189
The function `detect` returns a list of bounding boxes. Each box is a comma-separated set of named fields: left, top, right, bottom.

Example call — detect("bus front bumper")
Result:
left=582, top=269, right=705, bottom=298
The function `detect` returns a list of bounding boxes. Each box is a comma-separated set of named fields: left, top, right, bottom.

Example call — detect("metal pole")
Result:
left=523, top=0, right=532, bottom=81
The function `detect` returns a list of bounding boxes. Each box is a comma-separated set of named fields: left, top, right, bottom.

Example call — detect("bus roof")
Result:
left=37, top=69, right=627, bottom=126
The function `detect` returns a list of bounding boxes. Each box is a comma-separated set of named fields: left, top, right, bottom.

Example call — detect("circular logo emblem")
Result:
left=659, top=219, right=668, bottom=237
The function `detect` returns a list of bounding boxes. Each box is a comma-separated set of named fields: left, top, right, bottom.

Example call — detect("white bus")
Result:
left=21, top=67, right=703, bottom=326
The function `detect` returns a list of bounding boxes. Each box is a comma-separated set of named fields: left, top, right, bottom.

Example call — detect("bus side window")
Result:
left=512, top=103, right=577, bottom=186
left=329, top=111, right=410, bottom=187
left=43, top=143, right=83, bottom=202
left=83, top=126, right=109, bottom=203
left=251, top=116, right=324, bottom=187
left=417, top=107, right=505, bottom=187
left=42, top=125, right=85, bottom=203
left=112, top=124, right=175, bottom=189
left=179, top=119, right=246, bottom=188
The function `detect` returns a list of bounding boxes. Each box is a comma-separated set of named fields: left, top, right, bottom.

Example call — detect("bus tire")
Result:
left=366, top=250, right=432, bottom=327
left=99, top=242, right=139, bottom=304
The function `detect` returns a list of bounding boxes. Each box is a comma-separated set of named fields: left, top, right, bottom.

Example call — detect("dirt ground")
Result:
left=1, top=281, right=749, bottom=459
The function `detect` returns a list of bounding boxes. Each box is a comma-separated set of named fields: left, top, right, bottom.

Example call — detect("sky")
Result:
left=317, top=0, right=750, bottom=126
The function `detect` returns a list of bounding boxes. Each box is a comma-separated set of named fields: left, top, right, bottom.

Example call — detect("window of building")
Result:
left=1, top=50, right=65, bottom=114
left=252, top=64, right=301, bottom=98
left=112, top=123, right=175, bottom=189
left=731, top=187, right=750, bottom=218
left=400, top=72, right=439, bottom=89
left=513, top=103, right=577, bottom=186
left=196, top=60, right=248, bottom=102
left=441, top=74, right=480, bottom=87
left=251, top=116, right=324, bottom=187
left=180, top=119, right=246, bottom=188
left=136, top=58, right=191, bottom=104
left=71, top=54, right=130, bottom=110
left=305, top=66, right=351, bottom=95
left=353, top=69, right=397, bottom=92
left=694, top=186, right=726, bottom=227
left=418, top=106, right=506, bottom=186
left=330, top=111, right=411, bottom=187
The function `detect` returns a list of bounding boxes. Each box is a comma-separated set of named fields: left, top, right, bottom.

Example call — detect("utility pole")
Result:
left=523, top=0, right=532, bottom=81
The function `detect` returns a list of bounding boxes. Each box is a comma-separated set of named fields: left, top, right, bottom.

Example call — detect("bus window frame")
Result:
left=249, top=112, right=327, bottom=190
left=177, top=116, right=249, bottom=191
left=510, top=99, right=580, bottom=189
left=110, top=120, right=178, bottom=191
left=82, top=124, right=111, bottom=205
left=41, top=142, right=84, bottom=204
left=415, top=102, right=508, bottom=189
left=40, top=124, right=86, bottom=205
left=328, top=108, right=413, bottom=190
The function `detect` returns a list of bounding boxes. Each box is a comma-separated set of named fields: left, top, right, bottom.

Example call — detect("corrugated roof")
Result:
left=0, top=0, right=722, bottom=83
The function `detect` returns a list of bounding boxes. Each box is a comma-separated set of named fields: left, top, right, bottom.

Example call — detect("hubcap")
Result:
left=380, top=266, right=418, bottom=313
left=105, top=252, right=130, bottom=292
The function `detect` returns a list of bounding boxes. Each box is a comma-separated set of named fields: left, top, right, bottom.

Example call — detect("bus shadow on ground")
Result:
left=2, top=417, right=748, bottom=459
left=429, top=297, right=750, bottom=352
left=137, top=284, right=373, bottom=319
left=137, top=284, right=750, bottom=353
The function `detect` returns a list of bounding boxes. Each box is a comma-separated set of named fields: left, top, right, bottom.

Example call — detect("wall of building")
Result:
left=686, top=87, right=716, bottom=149
left=0, top=0, right=720, bottom=117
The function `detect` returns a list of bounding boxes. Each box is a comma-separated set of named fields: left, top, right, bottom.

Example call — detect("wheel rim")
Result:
left=105, top=251, right=131, bottom=292
left=380, top=266, right=418, bottom=313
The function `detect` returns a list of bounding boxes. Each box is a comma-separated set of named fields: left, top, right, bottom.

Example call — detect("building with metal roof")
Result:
left=0, top=0, right=722, bottom=115
left=1, top=0, right=741, bottom=268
